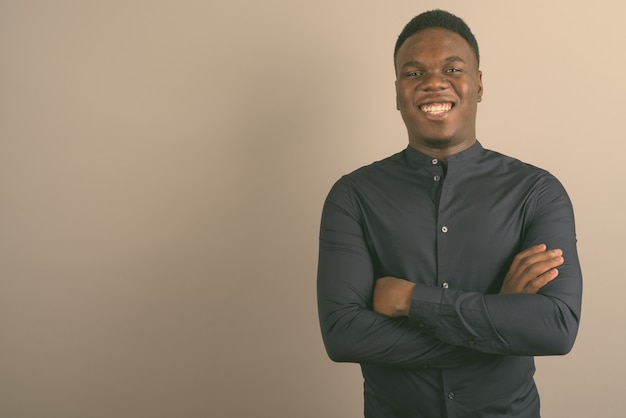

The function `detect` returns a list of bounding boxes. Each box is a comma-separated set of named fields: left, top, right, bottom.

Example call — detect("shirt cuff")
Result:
left=407, top=284, right=444, bottom=331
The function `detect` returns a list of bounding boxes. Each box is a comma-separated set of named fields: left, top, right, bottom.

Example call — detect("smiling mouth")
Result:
left=420, top=102, right=454, bottom=114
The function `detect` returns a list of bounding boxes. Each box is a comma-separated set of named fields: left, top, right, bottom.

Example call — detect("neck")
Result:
left=408, top=137, right=476, bottom=164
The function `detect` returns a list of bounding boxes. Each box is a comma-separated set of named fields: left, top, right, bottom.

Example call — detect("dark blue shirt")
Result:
left=317, top=142, right=582, bottom=417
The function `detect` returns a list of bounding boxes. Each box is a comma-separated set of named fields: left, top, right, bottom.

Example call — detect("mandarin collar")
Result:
left=405, top=140, right=484, bottom=167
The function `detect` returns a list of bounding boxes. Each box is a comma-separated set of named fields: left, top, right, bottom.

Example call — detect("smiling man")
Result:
left=395, top=25, right=482, bottom=155
left=317, top=10, right=582, bottom=418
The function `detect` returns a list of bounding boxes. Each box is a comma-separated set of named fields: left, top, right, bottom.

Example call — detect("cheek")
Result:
left=459, top=84, right=479, bottom=107
left=397, top=88, right=415, bottom=108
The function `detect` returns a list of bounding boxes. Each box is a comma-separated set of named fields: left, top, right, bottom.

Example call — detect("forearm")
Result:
left=408, top=247, right=581, bottom=356
left=409, top=286, right=579, bottom=355
left=318, top=289, right=481, bottom=367
left=318, top=248, right=481, bottom=367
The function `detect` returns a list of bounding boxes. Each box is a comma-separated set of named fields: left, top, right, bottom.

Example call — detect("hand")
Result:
left=373, top=276, right=416, bottom=317
left=499, top=244, right=564, bottom=295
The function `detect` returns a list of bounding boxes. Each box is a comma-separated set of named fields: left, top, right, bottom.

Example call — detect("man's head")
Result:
left=394, top=10, right=479, bottom=70
left=394, top=10, right=483, bottom=155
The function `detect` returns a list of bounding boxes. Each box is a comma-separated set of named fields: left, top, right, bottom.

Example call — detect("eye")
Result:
left=445, top=67, right=462, bottom=74
left=406, top=71, right=423, bottom=78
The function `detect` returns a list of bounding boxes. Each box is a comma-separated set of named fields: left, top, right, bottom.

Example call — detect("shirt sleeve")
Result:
left=408, top=174, right=582, bottom=356
left=317, top=177, right=481, bottom=367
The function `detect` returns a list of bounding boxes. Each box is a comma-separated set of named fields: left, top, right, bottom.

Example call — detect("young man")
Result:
left=317, top=10, right=582, bottom=418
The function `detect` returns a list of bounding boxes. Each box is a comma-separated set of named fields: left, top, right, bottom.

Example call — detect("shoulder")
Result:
left=482, top=148, right=546, bottom=174
left=332, top=150, right=406, bottom=188
left=348, top=150, right=405, bottom=177
left=481, top=147, right=570, bottom=202
left=481, top=148, right=562, bottom=184
left=324, top=150, right=406, bottom=208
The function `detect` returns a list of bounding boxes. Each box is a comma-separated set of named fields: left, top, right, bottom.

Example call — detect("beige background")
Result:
left=0, top=1, right=623, bottom=417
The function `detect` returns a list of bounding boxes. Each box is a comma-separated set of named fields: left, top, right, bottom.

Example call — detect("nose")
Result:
left=419, top=72, right=449, bottom=91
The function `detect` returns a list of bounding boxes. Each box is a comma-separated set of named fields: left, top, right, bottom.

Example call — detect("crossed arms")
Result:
left=317, top=175, right=582, bottom=367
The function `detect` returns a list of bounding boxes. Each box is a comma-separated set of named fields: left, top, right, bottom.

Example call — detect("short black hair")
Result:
left=394, top=10, right=480, bottom=67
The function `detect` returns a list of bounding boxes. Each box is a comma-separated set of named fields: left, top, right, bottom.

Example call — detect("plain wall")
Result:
left=1, top=1, right=624, bottom=417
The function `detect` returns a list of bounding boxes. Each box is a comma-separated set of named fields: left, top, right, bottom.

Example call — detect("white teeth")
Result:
left=420, top=102, right=452, bottom=113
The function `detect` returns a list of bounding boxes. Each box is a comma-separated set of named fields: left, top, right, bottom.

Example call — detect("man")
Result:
left=317, top=10, right=582, bottom=418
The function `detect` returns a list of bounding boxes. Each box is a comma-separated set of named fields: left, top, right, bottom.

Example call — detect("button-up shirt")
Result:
left=317, top=142, right=582, bottom=417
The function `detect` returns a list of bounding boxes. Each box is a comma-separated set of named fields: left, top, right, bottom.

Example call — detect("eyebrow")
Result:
left=400, top=56, right=467, bottom=69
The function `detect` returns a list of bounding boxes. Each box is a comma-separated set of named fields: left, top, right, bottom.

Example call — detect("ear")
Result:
left=477, top=70, right=483, bottom=103
left=395, top=79, right=400, bottom=110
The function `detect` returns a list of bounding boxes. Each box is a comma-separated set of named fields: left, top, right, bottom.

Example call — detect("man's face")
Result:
left=395, top=27, right=483, bottom=151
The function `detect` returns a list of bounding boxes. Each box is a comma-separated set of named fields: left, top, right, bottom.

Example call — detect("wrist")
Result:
left=401, top=282, right=416, bottom=316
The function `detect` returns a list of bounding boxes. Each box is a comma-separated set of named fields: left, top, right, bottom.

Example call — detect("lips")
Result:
left=419, top=102, right=454, bottom=114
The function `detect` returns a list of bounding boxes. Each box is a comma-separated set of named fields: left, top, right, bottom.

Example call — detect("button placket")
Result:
left=432, top=157, right=450, bottom=297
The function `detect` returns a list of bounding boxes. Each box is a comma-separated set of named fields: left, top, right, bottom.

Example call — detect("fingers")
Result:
left=512, top=245, right=563, bottom=277
left=500, top=244, right=565, bottom=295
left=523, top=251, right=563, bottom=278
left=523, top=267, right=560, bottom=293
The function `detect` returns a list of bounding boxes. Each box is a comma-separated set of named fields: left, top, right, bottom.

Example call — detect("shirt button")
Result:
left=469, top=339, right=476, bottom=346
left=442, top=282, right=449, bottom=289
left=441, top=226, right=448, bottom=233
left=432, top=158, right=438, bottom=165
left=448, top=392, right=455, bottom=400
left=433, top=175, right=441, bottom=182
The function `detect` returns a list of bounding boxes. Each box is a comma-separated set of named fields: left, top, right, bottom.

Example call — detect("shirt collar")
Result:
left=404, top=140, right=484, bottom=166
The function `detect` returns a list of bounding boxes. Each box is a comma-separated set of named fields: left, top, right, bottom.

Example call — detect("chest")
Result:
left=356, top=173, right=535, bottom=292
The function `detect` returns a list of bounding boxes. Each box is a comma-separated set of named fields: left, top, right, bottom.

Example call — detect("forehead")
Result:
left=395, top=27, right=476, bottom=67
